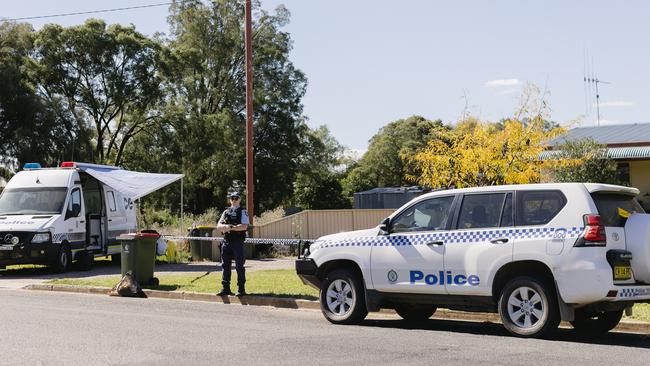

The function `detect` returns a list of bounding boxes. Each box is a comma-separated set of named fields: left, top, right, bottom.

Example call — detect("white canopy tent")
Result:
left=74, top=162, right=185, bottom=231
left=75, top=162, right=184, bottom=200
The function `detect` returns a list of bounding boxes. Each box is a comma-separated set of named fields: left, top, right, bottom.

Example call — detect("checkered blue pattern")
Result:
left=619, top=288, right=650, bottom=298
left=320, top=227, right=584, bottom=248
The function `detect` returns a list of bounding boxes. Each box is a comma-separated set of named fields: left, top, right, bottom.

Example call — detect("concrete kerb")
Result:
left=25, top=283, right=649, bottom=334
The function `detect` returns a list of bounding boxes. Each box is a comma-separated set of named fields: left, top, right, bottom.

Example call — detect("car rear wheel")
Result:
left=498, top=276, right=560, bottom=337
left=395, top=304, right=437, bottom=322
left=320, top=269, right=367, bottom=324
left=570, top=309, right=623, bottom=333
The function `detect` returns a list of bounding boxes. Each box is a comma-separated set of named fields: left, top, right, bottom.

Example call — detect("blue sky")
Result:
left=3, top=0, right=650, bottom=151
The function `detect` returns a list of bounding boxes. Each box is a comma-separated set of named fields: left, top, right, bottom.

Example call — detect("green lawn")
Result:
left=628, top=303, right=650, bottom=323
left=48, top=269, right=319, bottom=300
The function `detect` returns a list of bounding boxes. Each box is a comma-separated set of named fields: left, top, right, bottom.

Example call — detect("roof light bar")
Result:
left=60, top=162, right=76, bottom=168
left=23, top=163, right=42, bottom=170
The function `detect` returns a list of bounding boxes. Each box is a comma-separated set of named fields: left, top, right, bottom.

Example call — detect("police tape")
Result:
left=161, top=235, right=306, bottom=246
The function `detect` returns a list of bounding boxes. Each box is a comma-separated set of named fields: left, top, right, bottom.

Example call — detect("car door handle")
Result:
left=426, top=240, right=444, bottom=246
left=79, top=221, right=85, bottom=224
left=490, top=238, right=509, bottom=244
left=108, top=219, right=112, bottom=222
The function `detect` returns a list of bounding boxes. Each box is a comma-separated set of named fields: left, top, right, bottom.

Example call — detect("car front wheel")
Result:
left=320, top=269, right=368, bottom=325
left=498, top=276, right=560, bottom=337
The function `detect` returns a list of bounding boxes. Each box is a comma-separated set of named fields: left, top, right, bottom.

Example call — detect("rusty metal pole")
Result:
left=244, top=0, right=254, bottom=224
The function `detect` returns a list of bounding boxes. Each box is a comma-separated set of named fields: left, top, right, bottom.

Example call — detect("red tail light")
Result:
left=576, top=214, right=607, bottom=246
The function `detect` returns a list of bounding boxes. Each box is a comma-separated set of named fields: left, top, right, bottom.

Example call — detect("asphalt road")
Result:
left=1, top=289, right=650, bottom=366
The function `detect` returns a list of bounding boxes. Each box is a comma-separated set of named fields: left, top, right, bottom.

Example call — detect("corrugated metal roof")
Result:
left=540, top=146, right=650, bottom=160
left=550, top=123, right=650, bottom=146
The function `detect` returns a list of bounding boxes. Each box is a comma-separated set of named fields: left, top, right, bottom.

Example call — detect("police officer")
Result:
left=216, top=192, right=250, bottom=297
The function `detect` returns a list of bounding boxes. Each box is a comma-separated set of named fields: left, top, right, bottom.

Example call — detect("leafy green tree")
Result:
left=547, top=138, right=620, bottom=184
left=341, top=116, right=445, bottom=197
left=29, top=19, right=164, bottom=165
left=0, top=22, right=82, bottom=168
left=292, top=125, right=350, bottom=209
left=135, top=0, right=308, bottom=213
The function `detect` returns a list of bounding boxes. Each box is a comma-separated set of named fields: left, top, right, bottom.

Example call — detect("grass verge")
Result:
left=47, top=269, right=319, bottom=300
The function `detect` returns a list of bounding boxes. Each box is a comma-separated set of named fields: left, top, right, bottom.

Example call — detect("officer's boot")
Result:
left=217, top=284, right=233, bottom=296
left=235, top=284, right=246, bottom=297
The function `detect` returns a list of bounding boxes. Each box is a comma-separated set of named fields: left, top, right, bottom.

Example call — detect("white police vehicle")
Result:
left=296, top=183, right=650, bottom=337
left=0, top=162, right=181, bottom=272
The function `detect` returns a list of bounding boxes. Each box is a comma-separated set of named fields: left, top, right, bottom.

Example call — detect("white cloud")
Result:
left=485, top=79, right=521, bottom=88
left=598, top=100, right=634, bottom=107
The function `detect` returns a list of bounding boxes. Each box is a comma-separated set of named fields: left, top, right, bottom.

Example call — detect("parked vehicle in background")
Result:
left=296, top=183, right=650, bottom=337
left=0, top=162, right=182, bottom=272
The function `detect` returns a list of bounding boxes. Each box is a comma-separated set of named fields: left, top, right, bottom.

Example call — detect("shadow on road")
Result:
left=360, top=318, right=650, bottom=348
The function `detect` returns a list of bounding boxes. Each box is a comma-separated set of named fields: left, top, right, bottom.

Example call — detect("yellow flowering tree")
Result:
left=403, top=117, right=565, bottom=188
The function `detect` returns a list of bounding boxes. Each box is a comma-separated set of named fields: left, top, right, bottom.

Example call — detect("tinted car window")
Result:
left=392, top=196, right=455, bottom=233
left=457, top=193, right=506, bottom=229
left=591, top=193, right=644, bottom=227
left=516, top=190, right=567, bottom=226
left=500, top=193, right=514, bottom=227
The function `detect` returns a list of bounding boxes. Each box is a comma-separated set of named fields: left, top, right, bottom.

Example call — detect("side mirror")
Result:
left=379, top=217, right=390, bottom=235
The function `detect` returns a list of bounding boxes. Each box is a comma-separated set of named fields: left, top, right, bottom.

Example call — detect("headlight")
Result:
left=31, top=232, right=51, bottom=244
left=309, top=240, right=325, bottom=254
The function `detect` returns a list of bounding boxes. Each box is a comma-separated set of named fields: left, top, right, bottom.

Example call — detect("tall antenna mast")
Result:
left=583, top=54, right=610, bottom=126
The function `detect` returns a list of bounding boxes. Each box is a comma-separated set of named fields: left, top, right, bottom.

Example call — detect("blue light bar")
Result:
left=23, top=163, right=42, bottom=170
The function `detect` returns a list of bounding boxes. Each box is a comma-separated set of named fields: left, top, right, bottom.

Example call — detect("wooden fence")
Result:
left=252, top=209, right=394, bottom=240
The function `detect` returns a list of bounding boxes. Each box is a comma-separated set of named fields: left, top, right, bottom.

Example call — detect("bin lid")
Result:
left=117, top=232, right=160, bottom=240
left=117, top=233, right=137, bottom=240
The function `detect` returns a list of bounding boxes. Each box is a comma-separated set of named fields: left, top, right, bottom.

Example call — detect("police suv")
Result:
left=296, top=183, right=650, bottom=337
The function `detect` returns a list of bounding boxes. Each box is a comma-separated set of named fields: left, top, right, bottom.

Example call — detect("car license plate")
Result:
left=614, top=266, right=632, bottom=280
left=0, top=245, right=13, bottom=251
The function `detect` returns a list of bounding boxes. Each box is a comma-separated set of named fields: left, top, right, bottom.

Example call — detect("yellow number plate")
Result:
left=614, top=266, right=632, bottom=280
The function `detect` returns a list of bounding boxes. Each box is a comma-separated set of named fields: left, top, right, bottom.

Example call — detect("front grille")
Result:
left=0, top=232, right=32, bottom=245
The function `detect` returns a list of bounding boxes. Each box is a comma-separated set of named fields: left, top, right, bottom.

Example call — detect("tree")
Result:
left=292, top=125, right=350, bottom=209
left=404, top=117, right=565, bottom=188
left=546, top=138, right=620, bottom=184
left=29, top=19, right=165, bottom=165
left=341, top=116, right=444, bottom=196
left=137, top=0, right=308, bottom=213
left=0, top=22, right=81, bottom=169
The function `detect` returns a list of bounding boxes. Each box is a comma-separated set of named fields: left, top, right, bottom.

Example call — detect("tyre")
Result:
left=320, top=269, right=368, bottom=324
left=76, top=250, right=94, bottom=271
left=570, top=309, right=623, bottom=333
left=395, top=304, right=437, bottom=322
left=498, top=276, right=560, bottom=337
left=51, top=243, right=72, bottom=273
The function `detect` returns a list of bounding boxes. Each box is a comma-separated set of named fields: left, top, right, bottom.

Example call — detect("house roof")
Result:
left=550, top=123, right=650, bottom=146
left=540, top=146, right=650, bottom=160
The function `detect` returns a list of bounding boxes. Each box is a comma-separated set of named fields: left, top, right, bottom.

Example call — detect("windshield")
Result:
left=0, top=188, right=68, bottom=215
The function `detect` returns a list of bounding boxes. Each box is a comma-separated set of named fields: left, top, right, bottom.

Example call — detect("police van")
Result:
left=0, top=162, right=182, bottom=272
left=296, top=183, right=650, bottom=337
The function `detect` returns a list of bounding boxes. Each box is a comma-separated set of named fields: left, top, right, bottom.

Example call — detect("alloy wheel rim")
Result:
left=325, top=279, right=353, bottom=316
left=507, top=286, right=546, bottom=329
left=60, top=251, right=67, bottom=268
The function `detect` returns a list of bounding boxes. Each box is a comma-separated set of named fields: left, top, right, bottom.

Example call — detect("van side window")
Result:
left=68, top=188, right=81, bottom=217
left=457, top=193, right=505, bottom=229
left=516, top=190, right=567, bottom=226
left=392, top=196, right=455, bottom=233
left=107, top=191, right=117, bottom=212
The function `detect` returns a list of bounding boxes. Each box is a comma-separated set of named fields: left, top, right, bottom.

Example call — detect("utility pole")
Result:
left=244, top=0, right=254, bottom=224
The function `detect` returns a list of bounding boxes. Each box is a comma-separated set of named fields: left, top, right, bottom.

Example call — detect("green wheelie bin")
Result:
left=118, top=231, right=160, bottom=286
left=189, top=226, right=219, bottom=261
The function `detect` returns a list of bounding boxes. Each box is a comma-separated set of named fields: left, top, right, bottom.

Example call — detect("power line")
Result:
left=2, top=1, right=186, bottom=22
